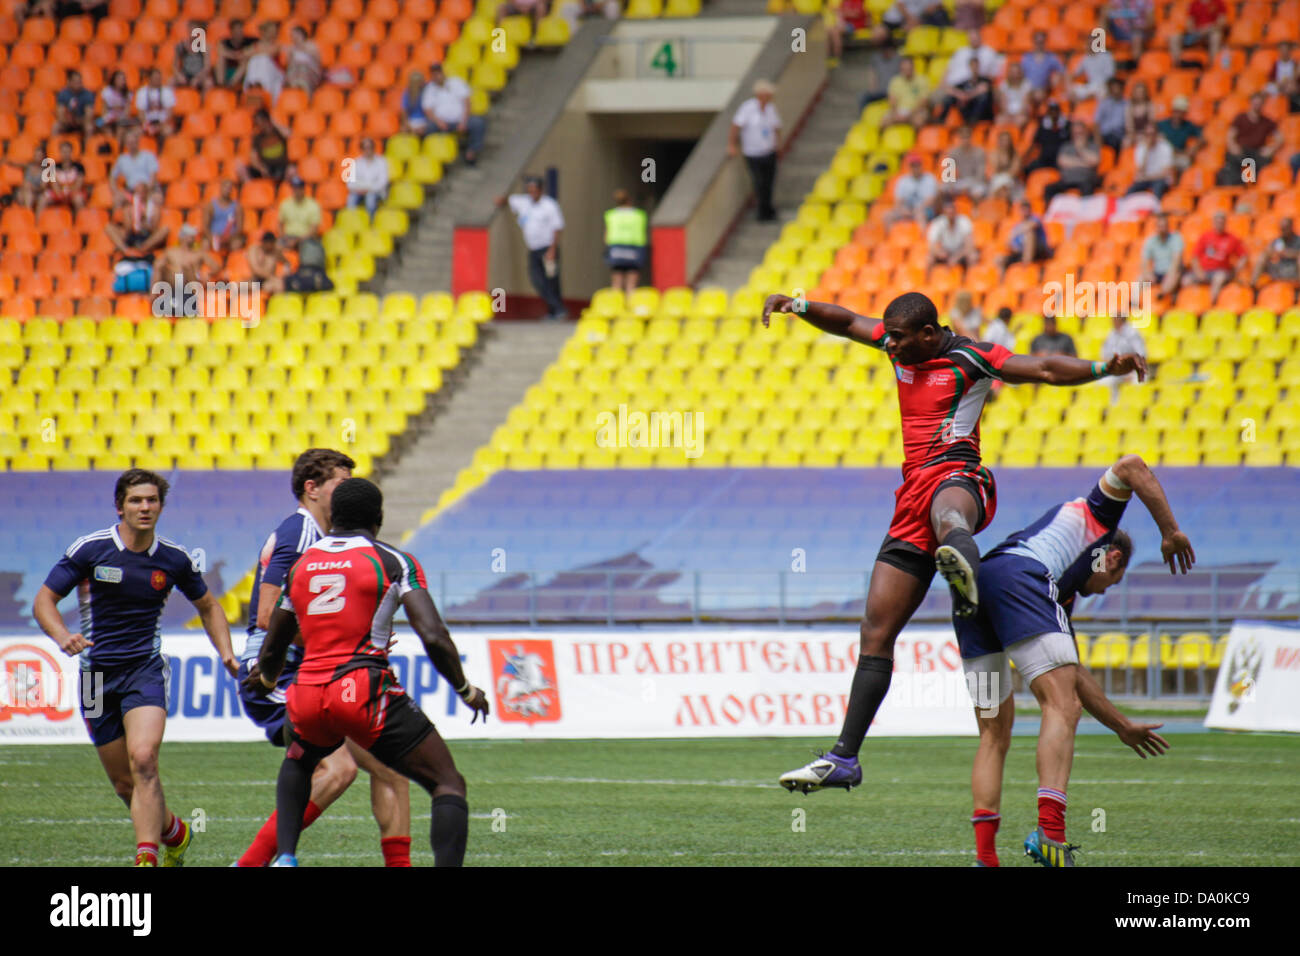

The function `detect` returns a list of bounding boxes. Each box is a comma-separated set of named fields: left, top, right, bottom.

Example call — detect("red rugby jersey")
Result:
left=867, top=324, right=1014, bottom=473
left=280, top=533, right=427, bottom=685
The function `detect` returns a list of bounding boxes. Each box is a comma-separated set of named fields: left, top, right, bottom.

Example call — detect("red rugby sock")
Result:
left=238, top=800, right=324, bottom=867
left=381, top=836, right=412, bottom=867
left=971, top=809, right=1000, bottom=867
left=1037, top=788, right=1067, bottom=843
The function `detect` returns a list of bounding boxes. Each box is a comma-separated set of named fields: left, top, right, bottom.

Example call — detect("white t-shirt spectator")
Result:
left=508, top=193, right=565, bottom=250
left=927, top=213, right=973, bottom=254
left=1103, top=322, right=1146, bottom=359
left=980, top=316, right=1016, bottom=350
left=134, top=85, right=176, bottom=125
left=1073, top=51, right=1115, bottom=100
left=1141, top=232, right=1184, bottom=275
left=732, top=98, right=781, bottom=157
left=349, top=155, right=390, bottom=196
left=111, top=149, right=159, bottom=190
left=943, top=44, right=1003, bottom=87
left=420, top=77, right=472, bottom=125
left=894, top=171, right=938, bottom=209
left=1134, top=137, right=1174, bottom=180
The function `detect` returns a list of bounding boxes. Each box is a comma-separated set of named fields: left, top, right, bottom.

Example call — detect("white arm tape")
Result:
left=1103, top=466, right=1131, bottom=491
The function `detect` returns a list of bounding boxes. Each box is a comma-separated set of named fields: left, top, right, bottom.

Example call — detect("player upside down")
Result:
left=235, top=449, right=413, bottom=867
left=762, top=291, right=1148, bottom=793
left=244, top=478, right=490, bottom=867
left=956, top=453, right=1193, bottom=866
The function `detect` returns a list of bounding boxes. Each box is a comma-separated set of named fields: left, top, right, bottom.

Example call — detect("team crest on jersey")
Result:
left=488, top=639, right=561, bottom=724
left=150, top=571, right=167, bottom=590
left=896, top=366, right=914, bottom=384
left=0, top=644, right=74, bottom=722
left=93, top=566, right=123, bottom=584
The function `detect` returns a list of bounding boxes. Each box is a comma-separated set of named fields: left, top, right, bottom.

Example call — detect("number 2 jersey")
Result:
left=279, top=532, right=427, bottom=685
left=866, top=324, right=1014, bottom=474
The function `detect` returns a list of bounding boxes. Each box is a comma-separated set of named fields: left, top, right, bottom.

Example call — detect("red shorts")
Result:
left=878, top=459, right=997, bottom=581
left=285, top=665, right=433, bottom=764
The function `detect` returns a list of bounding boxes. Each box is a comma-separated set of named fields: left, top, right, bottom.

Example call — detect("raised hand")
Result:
left=1161, top=530, right=1196, bottom=575
left=1107, top=352, right=1148, bottom=382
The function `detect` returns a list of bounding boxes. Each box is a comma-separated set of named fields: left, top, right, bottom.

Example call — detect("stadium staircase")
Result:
left=697, top=44, right=874, bottom=290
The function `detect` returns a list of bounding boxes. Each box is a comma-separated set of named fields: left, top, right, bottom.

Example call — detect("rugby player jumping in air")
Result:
left=763, top=292, right=1147, bottom=793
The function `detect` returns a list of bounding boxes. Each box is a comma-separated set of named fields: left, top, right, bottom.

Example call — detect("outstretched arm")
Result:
left=1109, top=454, right=1195, bottom=574
left=999, top=351, right=1148, bottom=385
left=762, top=294, right=882, bottom=347
left=403, top=588, right=489, bottom=722
left=1075, top=664, right=1170, bottom=758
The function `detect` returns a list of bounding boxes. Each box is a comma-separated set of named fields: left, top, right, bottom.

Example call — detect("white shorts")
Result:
left=961, top=631, right=1079, bottom=707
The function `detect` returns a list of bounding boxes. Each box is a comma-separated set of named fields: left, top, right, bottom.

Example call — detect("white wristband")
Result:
left=456, top=680, right=472, bottom=700
left=1103, top=466, right=1130, bottom=491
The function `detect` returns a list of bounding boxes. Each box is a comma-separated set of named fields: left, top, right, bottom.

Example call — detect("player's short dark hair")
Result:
left=883, top=292, right=939, bottom=333
left=330, top=478, right=383, bottom=532
left=1109, top=529, right=1133, bottom=569
left=114, top=469, right=170, bottom=512
left=291, top=448, right=356, bottom=500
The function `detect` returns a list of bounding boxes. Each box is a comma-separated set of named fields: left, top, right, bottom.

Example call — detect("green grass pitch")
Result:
left=3, top=732, right=1298, bottom=866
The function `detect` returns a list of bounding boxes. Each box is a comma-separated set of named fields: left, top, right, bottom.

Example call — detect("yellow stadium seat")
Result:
left=535, top=16, right=571, bottom=46
left=1090, top=633, right=1131, bottom=669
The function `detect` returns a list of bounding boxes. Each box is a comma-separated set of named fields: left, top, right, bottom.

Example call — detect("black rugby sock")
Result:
left=432, top=793, right=469, bottom=867
left=942, top=527, right=981, bottom=576
left=830, top=655, right=894, bottom=758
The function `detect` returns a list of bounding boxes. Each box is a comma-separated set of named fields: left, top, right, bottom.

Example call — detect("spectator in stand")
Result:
left=858, top=39, right=903, bottom=111
left=1094, top=76, right=1128, bottom=154
left=882, top=0, right=950, bottom=30
left=401, top=72, right=431, bottom=134
left=728, top=80, right=782, bottom=223
left=944, top=124, right=987, bottom=199
left=948, top=290, right=981, bottom=337
left=244, top=21, right=285, bottom=104
left=5, top=146, right=45, bottom=210
left=925, top=198, right=977, bottom=268
left=1219, top=92, right=1283, bottom=184
left=1030, top=314, right=1077, bottom=357
left=247, top=230, right=291, bottom=294
left=285, top=25, right=323, bottom=94
left=240, top=109, right=290, bottom=184
left=1267, top=41, right=1299, bottom=112
left=1106, top=0, right=1154, bottom=66
left=346, top=138, right=390, bottom=218
left=604, top=188, right=648, bottom=292
left=1023, top=99, right=1071, bottom=172
left=497, top=0, right=548, bottom=28
left=824, top=0, right=887, bottom=67
left=1042, top=122, right=1100, bottom=202
left=20, top=0, right=108, bottom=22
left=1068, top=46, right=1116, bottom=103
left=886, top=153, right=939, bottom=224
left=421, top=63, right=487, bottom=166
left=946, top=55, right=995, bottom=124
left=572, top=0, right=621, bottom=19
left=278, top=175, right=321, bottom=249
left=218, top=18, right=257, bottom=88
left=882, top=55, right=930, bottom=128
left=996, top=60, right=1033, bottom=127
left=134, top=68, right=178, bottom=140
left=1140, top=212, right=1185, bottom=298
left=494, top=175, right=568, bottom=320
left=981, top=306, right=1017, bottom=351
left=1000, top=199, right=1051, bottom=273
left=154, top=224, right=219, bottom=288
left=1184, top=211, right=1246, bottom=303
left=106, top=182, right=168, bottom=292
left=1169, top=0, right=1227, bottom=66
left=1252, top=217, right=1300, bottom=283
left=1156, top=95, right=1203, bottom=172
left=938, top=30, right=1003, bottom=117
left=1021, top=31, right=1065, bottom=103
left=1124, top=79, right=1155, bottom=142
left=55, top=70, right=96, bottom=139
left=1128, top=125, right=1175, bottom=198
left=173, top=19, right=215, bottom=91
left=987, top=130, right=1024, bottom=200
left=285, top=234, right=333, bottom=293
left=109, top=130, right=159, bottom=204
left=38, top=140, right=87, bottom=215
left=203, top=179, right=244, bottom=253
left=97, top=69, right=136, bottom=145
left=1101, top=314, right=1147, bottom=401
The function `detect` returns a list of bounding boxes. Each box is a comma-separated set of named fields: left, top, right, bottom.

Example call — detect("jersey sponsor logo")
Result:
left=150, top=570, right=168, bottom=591
left=93, top=566, right=123, bottom=583
left=0, top=644, right=75, bottom=722
left=305, top=560, right=353, bottom=571
left=924, top=371, right=952, bottom=386
left=896, top=366, right=914, bottom=384
left=489, top=639, right=561, bottom=724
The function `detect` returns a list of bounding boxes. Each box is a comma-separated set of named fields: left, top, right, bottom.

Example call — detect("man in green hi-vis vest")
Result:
left=604, top=189, right=648, bottom=292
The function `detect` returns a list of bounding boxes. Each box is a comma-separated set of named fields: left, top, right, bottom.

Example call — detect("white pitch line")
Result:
left=4, top=813, right=509, bottom=826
